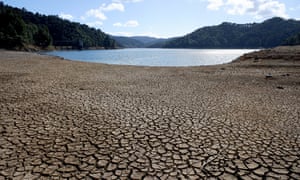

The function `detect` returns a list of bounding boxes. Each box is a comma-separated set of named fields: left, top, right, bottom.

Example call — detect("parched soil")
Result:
left=0, top=47, right=300, bottom=179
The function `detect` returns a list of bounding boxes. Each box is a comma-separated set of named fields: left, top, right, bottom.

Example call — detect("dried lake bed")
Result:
left=0, top=47, right=300, bottom=179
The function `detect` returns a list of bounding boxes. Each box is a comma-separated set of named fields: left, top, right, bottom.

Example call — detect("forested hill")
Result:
left=0, top=2, right=116, bottom=50
left=284, top=32, right=300, bottom=46
left=111, top=36, right=169, bottom=48
left=163, top=17, right=300, bottom=49
left=111, top=36, right=145, bottom=48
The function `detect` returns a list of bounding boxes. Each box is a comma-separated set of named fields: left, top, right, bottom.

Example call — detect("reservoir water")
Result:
left=45, top=48, right=257, bottom=67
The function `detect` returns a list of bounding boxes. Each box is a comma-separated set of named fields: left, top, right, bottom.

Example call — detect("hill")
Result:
left=0, top=2, right=116, bottom=50
left=111, top=36, right=144, bottom=48
left=111, top=36, right=169, bottom=48
left=163, top=17, right=300, bottom=49
left=130, top=36, right=168, bottom=47
left=283, top=32, right=300, bottom=46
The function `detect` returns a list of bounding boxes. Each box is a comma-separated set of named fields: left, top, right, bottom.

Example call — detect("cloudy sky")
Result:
left=3, top=0, right=300, bottom=38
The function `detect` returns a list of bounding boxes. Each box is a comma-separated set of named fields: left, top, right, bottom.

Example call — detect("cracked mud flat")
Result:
left=0, top=47, right=300, bottom=179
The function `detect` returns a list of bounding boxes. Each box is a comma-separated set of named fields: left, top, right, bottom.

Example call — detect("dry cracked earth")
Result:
left=0, top=47, right=300, bottom=179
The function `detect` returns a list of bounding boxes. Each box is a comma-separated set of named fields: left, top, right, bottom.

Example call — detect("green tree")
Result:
left=0, top=8, right=26, bottom=48
left=164, top=17, right=300, bottom=49
left=34, top=25, right=52, bottom=47
left=284, top=32, right=300, bottom=45
left=0, top=2, right=117, bottom=50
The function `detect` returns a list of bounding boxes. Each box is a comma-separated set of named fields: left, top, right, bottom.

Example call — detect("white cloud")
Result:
left=102, top=3, right=125, bottom=12
left=81, top=0, right=142, bottom=29
left=86, top=9, right=107, bottom=20
left=83, top=2, right=124, bottom=21
left=253, top=0, right=288, bottom=19
left=206, top=0, right=288, bottom=19
left=207, top=0, right=224, bottom=10
left=113, top=20, right=139, bottom=27
left=124, top=20, right=139, bottom=27
left=226, top=0, right=254, bottom=15
left=59, top=13, right=74, bottom=21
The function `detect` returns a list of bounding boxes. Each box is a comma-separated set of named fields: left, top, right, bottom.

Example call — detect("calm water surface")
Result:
left=45, top=48, right=257, bottom=67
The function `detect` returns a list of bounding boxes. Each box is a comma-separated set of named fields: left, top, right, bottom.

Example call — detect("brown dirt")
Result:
left=0, top=47, right=299, bottom=179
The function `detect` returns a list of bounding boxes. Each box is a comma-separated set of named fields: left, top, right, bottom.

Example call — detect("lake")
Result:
left=45, top=48, right=257, bottom=67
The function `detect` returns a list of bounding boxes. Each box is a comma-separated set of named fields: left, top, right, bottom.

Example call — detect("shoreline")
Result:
left=0, top=47, right=300, bottom=179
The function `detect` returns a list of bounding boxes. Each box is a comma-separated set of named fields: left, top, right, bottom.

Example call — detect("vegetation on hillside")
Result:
left=111, top=36, right=145, bottom=48
left=0, top=2, right=116, bottom=50
left=163, top=17, right=300, bottom=49
left=2, top=2, right=299, bottom=51
left=284, top=32, right=300, bottom=45
left=111, top=36, right=169, bottom=48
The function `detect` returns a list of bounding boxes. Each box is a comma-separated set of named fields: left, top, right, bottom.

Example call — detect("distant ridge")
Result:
left=162, top=17, right=300, bottom=49
left=111, top=36, right=169, bottom=48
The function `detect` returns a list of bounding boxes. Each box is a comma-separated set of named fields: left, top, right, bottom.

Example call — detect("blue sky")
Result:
left=3, top=0, right=300, bottom=38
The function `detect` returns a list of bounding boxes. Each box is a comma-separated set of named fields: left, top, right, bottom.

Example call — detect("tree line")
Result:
left=0, top=2, right=116, bottom=50
left=163, top=17, right=300, bottom=49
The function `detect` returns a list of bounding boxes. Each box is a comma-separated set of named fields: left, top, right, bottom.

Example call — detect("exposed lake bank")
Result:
left=0, top=47, right=299, bottom=179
